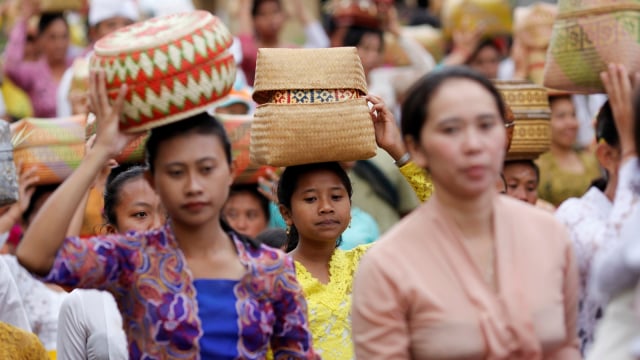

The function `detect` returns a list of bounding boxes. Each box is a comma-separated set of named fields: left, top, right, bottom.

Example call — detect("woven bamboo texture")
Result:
left=11, top=116, right=86, bottom=185
left=441, top=0, right=512, bottom=38
left=91, top=11, right=236, bottom=133
left=252, top=47, right=368, bottom=104
left=250, top=98, right=376, bottom=166
left=544, top=0, right=640, bottom=93
left=494, top=80, right=551, bottom=160
left=40, top=0, right=83, bottom=12
left=0, top=121, right=18, bottom=207
left=218, top=114, right=276, bottom=184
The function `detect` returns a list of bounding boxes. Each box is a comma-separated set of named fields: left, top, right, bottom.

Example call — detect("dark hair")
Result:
left=277, top=162, right=352, bottom=249
left=22, top=184, right=58, bottom=224
left=228, top=185, right=271, bottom=222
left=145, top=112, right=232, bottom=173
left=467, top=38, right=502, bottom=65
left=251, top=0, right=281, bottom=17
left=503, top=159, right=540, bottom=184
left=103, top=166, right=146, bottom=227
left=548, top=94, right=572, bottom=107
left=596, top=101, right=620, bottom=148
left=342, top=25, right=384, bottom=52
left=255, top=227, right=287, bottom=249
left=38, top=12, right=68, bottom=35
left=401, top=66, right=507, bottom=142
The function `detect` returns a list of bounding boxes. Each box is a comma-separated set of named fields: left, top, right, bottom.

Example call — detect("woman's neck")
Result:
left=550, top=142, right=574, bottom=158
left=291, top=236, right=336, bottom=265
left=171, top=217, right=232, bottom=258
left=433, top=188, right=495, bottom=240
left=257, top=36, right=279, bottom=48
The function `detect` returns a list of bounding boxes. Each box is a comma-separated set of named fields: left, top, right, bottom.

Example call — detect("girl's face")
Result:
left=282, top=169, right=351, bottom=245
left=357, top=33, right=382, bottom=76
left=223, top=191, right=268, bottom=238
left=151, top=133, right=234, bottom=228
left=468, top=45, right=500, bottom=80
left=550, top=97, right=578, bottom=149
left=39, top=19, right=69, bottom=64
left=503, top=162, right=538, bottom=205
left=253, top=1, right=285, bottom=41
left=111, top=178, right=166, bottom=233
left=407, top=78, right=506, bottom=200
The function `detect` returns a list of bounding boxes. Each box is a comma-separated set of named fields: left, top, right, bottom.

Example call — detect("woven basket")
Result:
left=0, top=121, right=18, bottom=207
left=250, top=47, right=376, bottom=167
left=91, top=11, right=236, bottom=133
left=544, top=0, right=640, bottom=93
left=11, top=116, right=86, bottom=185
left=383, top=25, right=446, bottom=65
left=217, top=114, right=276, bottom=184
left=40, top=0, right=83, bottom=12
left=85, top=117, right=148, bottom=164
left=514, top=3, right=558, bottom=85
left=494, top=80, right=551, bottom=160
left=441, top=0, right=513, bottom=38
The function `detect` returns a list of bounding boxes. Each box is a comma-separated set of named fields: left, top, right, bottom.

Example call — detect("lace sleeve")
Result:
left=398, top=161, right=434, bottom=202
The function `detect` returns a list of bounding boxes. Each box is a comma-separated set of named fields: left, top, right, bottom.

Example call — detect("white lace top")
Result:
left=2, top=255, right=67, bottom=350
left=556, top=187, right=612, bottom=354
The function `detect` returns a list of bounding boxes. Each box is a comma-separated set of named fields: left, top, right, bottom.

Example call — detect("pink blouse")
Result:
left=352, top=195, right=581, bottom=359
left=4, top=19, right=74, bottom=118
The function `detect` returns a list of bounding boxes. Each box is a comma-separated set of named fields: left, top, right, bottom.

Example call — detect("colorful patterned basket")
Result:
left=543, top=0, right=640, bottom=93
left=91, top=11, right=236, bottom=133
left=217, top=114, right=276, bottom=184
left=441, top=0, right=513, bottom=39
left=250, top=47, right=376, bottom=167
left=85, top=116, right=148, bottom=164
left=514, top=3, right=558, bottom=85
left=0, top=120, right=18, bottom=207
left=11, top=116, right=86, bottom=185
left=494, top=80, right=551, bottom=161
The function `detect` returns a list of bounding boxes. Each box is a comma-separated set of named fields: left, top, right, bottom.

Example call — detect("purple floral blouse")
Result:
left=43, top=224, right=317, bottom=359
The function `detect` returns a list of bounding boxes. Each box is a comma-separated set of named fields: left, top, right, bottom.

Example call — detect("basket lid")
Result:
left=90, top=11, right=236, bottom=133
left=94, top=11, right=223, bottom=56
left=252, top=47, right=368, bottom=104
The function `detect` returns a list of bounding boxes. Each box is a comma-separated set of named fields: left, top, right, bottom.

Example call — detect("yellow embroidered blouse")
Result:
left=0, top=322, right=49, bottom=360
left=398, top=161, right=434, bottom=202
left=295, top=245, right=370, bottom=360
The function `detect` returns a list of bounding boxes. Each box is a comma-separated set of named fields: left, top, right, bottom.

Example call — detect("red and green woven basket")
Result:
left=11, top=116, right=86, bottom=185
left=218, top=114, right=276, bottom=185
left=91, top=11, right=237, bottom=133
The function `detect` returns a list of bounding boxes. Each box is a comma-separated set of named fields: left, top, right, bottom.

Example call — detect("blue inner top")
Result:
left=194, top=279, right=240, bottom=359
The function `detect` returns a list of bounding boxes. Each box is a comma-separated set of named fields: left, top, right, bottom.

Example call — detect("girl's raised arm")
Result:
left=17, top=72, right=136, bottom=275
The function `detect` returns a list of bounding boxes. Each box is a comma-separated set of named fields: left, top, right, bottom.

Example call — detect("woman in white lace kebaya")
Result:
left=585, top=64, right=640, bottom=360
left=555, top=100, right=620, bottom=356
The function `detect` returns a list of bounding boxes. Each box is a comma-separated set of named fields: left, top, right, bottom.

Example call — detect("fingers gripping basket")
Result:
left=85, top=116, right=148, bottom=164
left=91, top=11, right=237, bottom=132
left=250, top=47, right=376, bottom=167
left=543, top=0, right=640, bottom=93
left=11, top=116, right=86, bottom=185
left=0, top=121, right=18, bottom=207
left=494, top=80, right=551, bottom=160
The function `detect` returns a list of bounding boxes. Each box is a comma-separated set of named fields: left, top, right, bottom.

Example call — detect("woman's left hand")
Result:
left=366, top=94, right=406, bottom=161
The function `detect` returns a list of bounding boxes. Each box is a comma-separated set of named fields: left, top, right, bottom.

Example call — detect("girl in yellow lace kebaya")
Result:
left=277, top=161, right=366, bottom=360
